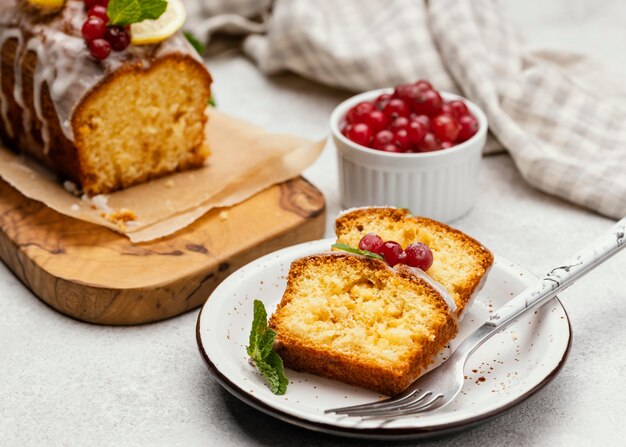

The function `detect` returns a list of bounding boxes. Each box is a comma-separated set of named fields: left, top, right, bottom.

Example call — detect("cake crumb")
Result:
left=219, top=210, right=229, bottom=221
left=100, top=209, right=138, bottom=230
left=165, top=179, right=175, bottom=188
left=70, top=204, right=80, bottom=212
left=63, top=181, right=81, bottom=196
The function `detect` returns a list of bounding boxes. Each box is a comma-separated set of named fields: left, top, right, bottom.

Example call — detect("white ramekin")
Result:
left=330, top=88, right=488, bottom=222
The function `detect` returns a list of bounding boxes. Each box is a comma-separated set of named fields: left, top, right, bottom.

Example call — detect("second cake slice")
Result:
left=269, top=253, right=457, bottom=396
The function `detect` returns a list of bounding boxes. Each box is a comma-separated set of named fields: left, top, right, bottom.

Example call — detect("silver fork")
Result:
left=326, top=217, right=626, bottom=420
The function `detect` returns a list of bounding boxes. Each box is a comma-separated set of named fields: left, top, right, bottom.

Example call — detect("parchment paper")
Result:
left=0, top=108, right=324, bottom=242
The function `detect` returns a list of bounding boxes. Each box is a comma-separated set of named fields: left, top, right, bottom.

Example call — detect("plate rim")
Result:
left=195, top=239, right=573, bottom=440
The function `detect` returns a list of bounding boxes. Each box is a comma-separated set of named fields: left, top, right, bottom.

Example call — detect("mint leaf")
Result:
left=247, top=300, right=288, bottom=395
left=331, top=243, right=384, bottom=260
left=184, top=31, right=206, bottom=55
left=139, top=0, right=167, bottom=21
left=107, top=0, right=168, bottom=26
left=264, top=351, right=289, bottom=395
left=247, top=299, right=267, bottom=357
left=107, top=0, right=141, bottom=26
left=207, top=94, right=216, bottom=107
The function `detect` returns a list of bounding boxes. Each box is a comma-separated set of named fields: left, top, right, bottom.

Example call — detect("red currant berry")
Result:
left=346, top=101, right=375, bottom=124
left=448, top=100, right=469, bottom=118
left=383, top=98, right=410, bottom=119
left=346, top=122, right=373, bottom=147
left=371, top=130, right=394, bottom=150
left=441, top=103, right=454, bottom=116
left=341, top=123, right=352, bottom=137
left=389, top=116, right=410, bottom=132
left=432, top=113, right=460, bottom=142
left=415, top=79, right=433, bottom=91
left=87, top=38, right=111, bottom=60
left=82, top=17, right=107, bottom=41
left=393, top=129, right=411, bottom=151
left=441, top=141, right=454, bottom=149
left=380, top=144, right=402, bottom=153
left=104, top=26, right=131, bottom=51
left=418, top=132, right=441, bottom=152
left=362, top=110, right=389, bottom=133
left=404, top=242, right=434, bottom=270
left=85, top=0, right=108, bottom=9
left=411, top=114, right=431, bottom=131
left=393, top=84, right=426, bottom=111
left=457, top=114, right=479, bottom=142
left=359, top=233, right=384, bottom=253
left=379, top=241, right=404, bottom=267
left=407, top=120, right=426, bottom=145
left=87, top=5, right=109, bottom=23
left=374, top=93, right=392, bottom=111
left=413, top=89, right=443, bottom=116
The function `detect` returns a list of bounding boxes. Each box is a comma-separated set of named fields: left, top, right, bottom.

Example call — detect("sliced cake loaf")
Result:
left=335, top=207, right=493, bottom=314
left=0, top=1, right=212, bottom=194
left=269, top=253, right=458, bottom=396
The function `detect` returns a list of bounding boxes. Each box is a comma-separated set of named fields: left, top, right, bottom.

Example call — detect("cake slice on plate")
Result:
left=269, top=253, right=458, bottom=396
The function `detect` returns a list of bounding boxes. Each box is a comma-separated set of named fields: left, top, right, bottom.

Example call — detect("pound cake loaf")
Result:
left=336, top=207, right=493, bottom=314
left=269, top=253, right=458, bottom=396
left=0, top=0, right=213, bottom=194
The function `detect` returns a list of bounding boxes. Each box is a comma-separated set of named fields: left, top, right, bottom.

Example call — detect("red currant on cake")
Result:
left=404, top=242, right=434, bottom=271
left=359, top=233, right=384, bottom=253
left=87, top=38, right=111, bottom=60
left=378, top=241, right=405, bottom=267
left=105, top=26, right=131, bottom=51
left=82, top=17, right=107, bottom=42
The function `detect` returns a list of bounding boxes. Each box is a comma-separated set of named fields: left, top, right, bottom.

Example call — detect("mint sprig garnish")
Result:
left=107, top=0, right=168, bottom=26
left=184, top=31, right=205, bottom=55
left=331, top=243, right=384, bottom=260
left=247, top=300, right=288, bottom=395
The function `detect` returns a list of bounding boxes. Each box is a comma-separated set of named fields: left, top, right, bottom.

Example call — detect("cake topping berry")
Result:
left=87, top=5, right=110, bottom=23
left=342, top=80, right=479, bottom=153
left=104, top=26, right=131, bottom=51
left=378, top=241, right=405, bottom=267
left=354, top=233, right=435, bottom=271
left=82, top=17, right=107, bottom=42
left=404, top=242, right=434, bottom=271
left=87, top=38, right=111, bottom=60
left=81, top=0, right=175, bottom=60
left=358, top=233, right=384, bottom=253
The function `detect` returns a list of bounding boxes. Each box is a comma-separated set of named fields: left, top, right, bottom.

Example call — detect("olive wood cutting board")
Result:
left=0, top=176, right=325, bottom=325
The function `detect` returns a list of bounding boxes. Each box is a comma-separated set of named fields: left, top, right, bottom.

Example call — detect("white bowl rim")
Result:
left=330, top=87, right=488, bottom=159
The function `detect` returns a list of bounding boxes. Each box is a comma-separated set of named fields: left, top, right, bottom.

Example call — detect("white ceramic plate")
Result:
left=196, top=238, right=571, bottom=440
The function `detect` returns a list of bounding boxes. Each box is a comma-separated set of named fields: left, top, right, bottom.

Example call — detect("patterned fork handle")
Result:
left=488, top=217, right=626, bottom=329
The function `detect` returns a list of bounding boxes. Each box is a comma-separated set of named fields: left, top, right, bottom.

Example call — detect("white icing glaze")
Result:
left=0, top=28, right=23, bottom=137
left=403, top=264, right=457, bottom=313
left=0, top=0, right=201, bottom=152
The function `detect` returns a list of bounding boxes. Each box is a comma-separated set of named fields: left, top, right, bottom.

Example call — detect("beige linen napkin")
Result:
left=185, top=0, right=626, bottom=219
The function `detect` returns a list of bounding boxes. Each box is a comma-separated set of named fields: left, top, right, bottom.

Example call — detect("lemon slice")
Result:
left=131, top=0, right=187, bottom=45
left=26, top=0, right=65, bottom=12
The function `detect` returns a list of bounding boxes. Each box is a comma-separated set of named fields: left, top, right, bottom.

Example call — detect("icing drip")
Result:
left=0, top=28, right=23, bottom=138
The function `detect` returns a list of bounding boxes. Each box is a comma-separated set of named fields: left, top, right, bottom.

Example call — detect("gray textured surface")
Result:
left=2, top=3, right=626, bottom=445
